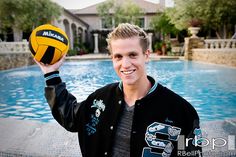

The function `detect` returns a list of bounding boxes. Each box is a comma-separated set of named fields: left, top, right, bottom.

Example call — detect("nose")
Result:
left=121, top=57, right=131, bottom=68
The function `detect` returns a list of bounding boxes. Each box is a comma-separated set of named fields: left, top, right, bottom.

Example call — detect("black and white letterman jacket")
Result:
left=44, top=71, right=202, bottom=157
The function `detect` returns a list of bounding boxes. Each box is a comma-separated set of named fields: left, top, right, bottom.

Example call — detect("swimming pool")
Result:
left=0, top=60, right=236, bottom=122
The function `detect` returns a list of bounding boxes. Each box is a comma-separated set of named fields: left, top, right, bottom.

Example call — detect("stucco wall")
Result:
left=78, top=15, right=103, bottom=31
left=0, top=53, right=34, bottom=70
left=192, top=49, right=236, bottom=67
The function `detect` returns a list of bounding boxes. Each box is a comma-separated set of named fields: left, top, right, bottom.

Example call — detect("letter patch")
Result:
left=86, top=99, right=105, bottom=136
left=142, top=122, right=181, bottom=157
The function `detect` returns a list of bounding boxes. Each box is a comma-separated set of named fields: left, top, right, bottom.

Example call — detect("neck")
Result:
left=123, top=76, right=151, bottom=106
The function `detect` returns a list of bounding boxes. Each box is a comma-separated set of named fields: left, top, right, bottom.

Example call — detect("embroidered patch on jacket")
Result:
left=164, top=117, right=174, bottom=124
left=86, top=99, right=106, bottom=136
left=192, top=128, right=203, bottom=146
left=142, top=122, right=181, bottom=157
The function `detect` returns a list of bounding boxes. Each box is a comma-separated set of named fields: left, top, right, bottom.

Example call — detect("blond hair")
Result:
left=106, top=23, right=149, bottom=53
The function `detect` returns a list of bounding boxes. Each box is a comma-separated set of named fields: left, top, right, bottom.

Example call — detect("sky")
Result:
left=51, top=0, right=174, bottom=9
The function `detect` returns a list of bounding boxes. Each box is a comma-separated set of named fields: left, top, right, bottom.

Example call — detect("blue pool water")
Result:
left=0, top=60, right=236, bottom=122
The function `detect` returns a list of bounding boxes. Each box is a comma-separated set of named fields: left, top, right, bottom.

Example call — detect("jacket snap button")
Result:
left=110, top=126, right=113, bottom=130
left=104, top=152, right=108, bottom=155
left=118, top=100, right=122, bottom=104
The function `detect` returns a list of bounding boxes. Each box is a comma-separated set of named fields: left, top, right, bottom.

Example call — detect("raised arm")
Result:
left=34, top=55, right=82, bottom=132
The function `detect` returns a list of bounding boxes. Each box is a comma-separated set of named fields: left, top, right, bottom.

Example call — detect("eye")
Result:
left=129, top=52, right=137, bottom=58
left=113, top=54, right=122, bottom=60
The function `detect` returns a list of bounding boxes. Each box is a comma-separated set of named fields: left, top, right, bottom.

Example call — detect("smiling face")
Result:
left=111, top=36, right=150, bottom=86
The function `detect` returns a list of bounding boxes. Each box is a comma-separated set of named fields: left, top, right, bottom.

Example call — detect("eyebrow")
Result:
left=113, top=53, right=122, bottom=57
left=129, top=51, right=138, bottom=55
left=113, top=51, right=138, bottom=56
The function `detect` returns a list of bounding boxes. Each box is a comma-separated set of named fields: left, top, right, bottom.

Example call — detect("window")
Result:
left=137, top=18, right=145, bottom=28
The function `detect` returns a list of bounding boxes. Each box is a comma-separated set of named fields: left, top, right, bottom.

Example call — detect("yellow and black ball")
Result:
left=29, top=24, right=69, bottom=64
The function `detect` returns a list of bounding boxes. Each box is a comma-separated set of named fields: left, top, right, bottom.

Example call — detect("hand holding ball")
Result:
left=29, top=24, right=69, bottom=64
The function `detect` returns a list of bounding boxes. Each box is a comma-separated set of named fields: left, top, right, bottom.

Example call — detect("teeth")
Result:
left=122, top=70, right=134, bottom=75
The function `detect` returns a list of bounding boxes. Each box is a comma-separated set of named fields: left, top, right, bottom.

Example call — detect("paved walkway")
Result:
left=0, top=117, right=235, bottom=157
left=0, top=118, right=81, bottom=157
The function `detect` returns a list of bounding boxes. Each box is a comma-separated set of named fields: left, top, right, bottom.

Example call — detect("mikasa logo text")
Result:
left=42, top=31, right=64, bottom=42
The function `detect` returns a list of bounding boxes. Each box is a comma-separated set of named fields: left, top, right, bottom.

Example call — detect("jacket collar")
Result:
left=118, top=75, right=158, bottom=96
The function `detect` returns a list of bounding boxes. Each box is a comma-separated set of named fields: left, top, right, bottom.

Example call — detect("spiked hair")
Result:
left=106, top=23, right=149, bottom=53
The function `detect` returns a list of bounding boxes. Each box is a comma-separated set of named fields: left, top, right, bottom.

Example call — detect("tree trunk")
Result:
left=3, top=33, right=7, bottom=41
left=13, top=27, right=22, bottom=41
left=223, top=24, right=227, bottom=39
left=215, top=31, right=221, bottom=39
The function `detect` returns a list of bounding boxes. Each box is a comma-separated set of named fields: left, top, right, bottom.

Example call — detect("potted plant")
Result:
left=188, top=18, right=202, bottom=38
left=154, top=41, right=163, bottom=55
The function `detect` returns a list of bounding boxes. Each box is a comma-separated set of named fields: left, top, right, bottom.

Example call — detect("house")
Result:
left=51, top=9, right=89, bottom=50
left=0, top=0, right=166, bottom=53
left=72, top=0, right=165, bottom=53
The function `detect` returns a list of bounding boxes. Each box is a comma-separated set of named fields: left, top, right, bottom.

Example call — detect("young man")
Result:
left=35, top=23, right=201, bottom=157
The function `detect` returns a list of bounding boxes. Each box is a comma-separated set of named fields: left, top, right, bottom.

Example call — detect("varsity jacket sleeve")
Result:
left=44, top=71, right=86, bottom=132
left=185, top=120, right=202, bottom=156
left=161, top=85, right=202, bottom=156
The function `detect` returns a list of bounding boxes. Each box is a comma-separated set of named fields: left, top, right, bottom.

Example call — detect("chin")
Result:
left=121, top=77, right=137, bottom=86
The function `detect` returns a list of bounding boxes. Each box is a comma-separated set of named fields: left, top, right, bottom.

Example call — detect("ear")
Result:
left=144, top=49, right=150, bottom=62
